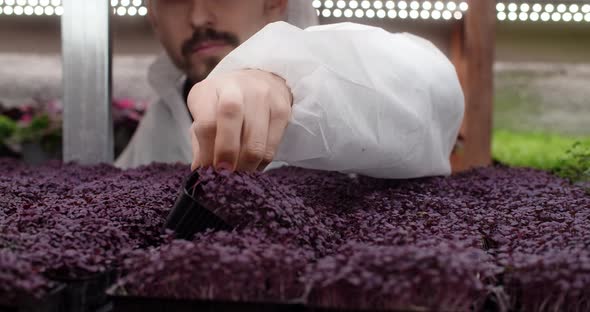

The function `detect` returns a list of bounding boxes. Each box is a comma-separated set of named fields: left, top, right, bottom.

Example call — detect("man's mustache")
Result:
left=181, top=28, right=240, bottom=57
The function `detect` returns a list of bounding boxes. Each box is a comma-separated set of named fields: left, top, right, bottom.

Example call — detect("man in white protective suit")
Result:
left=116, top=0, right=465, bottom=179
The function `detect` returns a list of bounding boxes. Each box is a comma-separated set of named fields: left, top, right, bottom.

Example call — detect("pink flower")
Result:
left=20, top=106, right=33, bottom=114
left=19, top=113, right=32, bottom=124
left=114, top=98, right=135, bottom=110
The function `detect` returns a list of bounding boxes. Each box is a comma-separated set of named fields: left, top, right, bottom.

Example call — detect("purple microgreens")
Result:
left=2, top=158, right=589, bottom=311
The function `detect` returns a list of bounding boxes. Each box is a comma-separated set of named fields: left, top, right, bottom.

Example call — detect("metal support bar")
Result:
left=61, top=0, right=113, bottom=164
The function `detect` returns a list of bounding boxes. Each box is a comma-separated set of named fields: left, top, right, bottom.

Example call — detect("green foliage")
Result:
left=553, top=141, right=590, bottom=186
left=0, top=113, right=61, bottom=157
left=15, top=114, right=52, bottom=143
left=492, top=130, right=585, bottom=171
left=0, top=115, right=17, bottom=142
left=492, top=130, right=590, bottom=189
left=14, top=114, right=62, bottom=154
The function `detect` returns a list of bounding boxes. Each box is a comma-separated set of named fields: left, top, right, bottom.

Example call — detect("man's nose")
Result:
left=189, top=0, right=215, bottom=29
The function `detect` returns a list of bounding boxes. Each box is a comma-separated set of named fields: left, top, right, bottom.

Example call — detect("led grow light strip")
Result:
left=313, top=0, right=467, bottom=20
left=110, top=0, right=147, bottom=16
left=1, top=0, right=589, bottom=23
left=0, top=0, right=147, bottom=16
left=313, top=1, right=468, bottom=20
left=312, top=0, right=590, bottom=22
left=496, top=2, right=590, bottom=22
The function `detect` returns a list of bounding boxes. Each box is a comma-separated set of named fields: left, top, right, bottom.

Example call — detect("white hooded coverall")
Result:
left=116, top=2, right=464, bottom=179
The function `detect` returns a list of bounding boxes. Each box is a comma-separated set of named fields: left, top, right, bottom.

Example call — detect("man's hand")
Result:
left=187, top=69, right=293, bottom=172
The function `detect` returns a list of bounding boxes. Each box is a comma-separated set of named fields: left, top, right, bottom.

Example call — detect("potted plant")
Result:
left=0, top=97, right=148, bottom=164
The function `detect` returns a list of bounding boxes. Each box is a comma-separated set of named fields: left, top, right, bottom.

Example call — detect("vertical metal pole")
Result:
left=61, top=0, right=113, bottom=164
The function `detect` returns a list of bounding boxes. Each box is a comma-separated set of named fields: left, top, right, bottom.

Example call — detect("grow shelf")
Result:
left=49, top=271, right=117, bottom=312
left=0, top=285, right=65, bottom=312
left=108, top=295, right=415, bottom=312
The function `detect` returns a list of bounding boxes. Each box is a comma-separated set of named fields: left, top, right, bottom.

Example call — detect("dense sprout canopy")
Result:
left=1, top=158, right=590, bottom=311
left=0, top=159, right=187, bottom=305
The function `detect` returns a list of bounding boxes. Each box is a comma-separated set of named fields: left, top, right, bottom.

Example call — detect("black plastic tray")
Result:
left=111, top=296, right=307, bottom=312
left=165, top=170, right=232, bottom=239
left=50, top=271, right=116, bottom=312
left=0, top=285, right=64, bottom=312
left=109, top=295, right=416, bottom=312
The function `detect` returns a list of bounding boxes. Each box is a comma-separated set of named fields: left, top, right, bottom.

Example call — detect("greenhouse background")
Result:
left=0, top=0, right=589, bottom=168
left=1, top=1, right=590, bottom=311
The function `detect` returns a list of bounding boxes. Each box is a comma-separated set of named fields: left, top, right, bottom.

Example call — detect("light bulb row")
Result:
left=316, top=7, right=464, bottom=19
left=0, top=4, right=148, bottom=16
left=112, top=6, right=148, bottom=16
left=496, top=2, right=590, bottom=22
left=497, top=3, right=590, bottom=14
left=498, top=11, right=590, bottom=22
left=313, top=1, right=468, bottom=19
left=0, top=5, right=63, bottom=15
left=1, top=0, right=589, bottom=22
left=313, top=0, right=468, bottom=11
left=313, top=0, right=590, bottom=23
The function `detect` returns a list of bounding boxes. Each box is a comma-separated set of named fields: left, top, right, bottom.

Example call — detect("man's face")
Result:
left=148, top=0, right=286, bottom=83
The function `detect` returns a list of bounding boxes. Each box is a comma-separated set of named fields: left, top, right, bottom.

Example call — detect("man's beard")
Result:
left=181, top=28, right=240, bottom=82
left=186, top=56, right=223, bottom=83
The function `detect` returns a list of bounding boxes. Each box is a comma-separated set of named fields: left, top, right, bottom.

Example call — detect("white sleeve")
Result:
left=209, top=22, right=464, bottom=179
